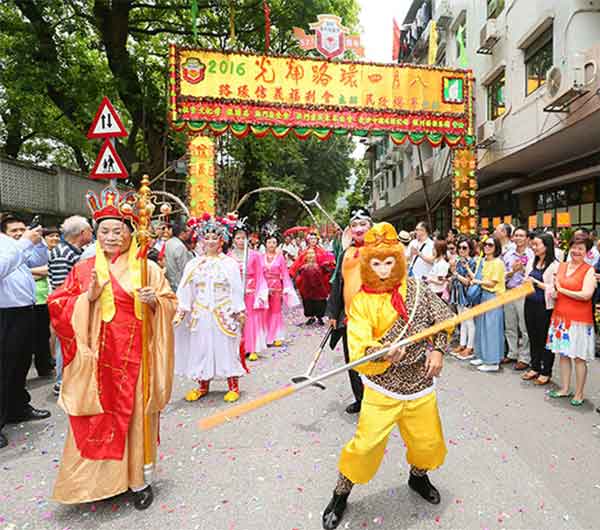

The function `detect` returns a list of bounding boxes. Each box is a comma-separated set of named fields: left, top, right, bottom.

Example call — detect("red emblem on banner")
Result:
left=293, top=14, right=363, bottom=60
left=182, top=57, right=206, bottom=84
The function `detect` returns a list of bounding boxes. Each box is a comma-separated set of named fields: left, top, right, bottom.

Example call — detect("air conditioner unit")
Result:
left=477, top=19, right=499, bottom=55
left=543, top=56, right=596, bottom=112
left=477, top=120, right=497, bottom=148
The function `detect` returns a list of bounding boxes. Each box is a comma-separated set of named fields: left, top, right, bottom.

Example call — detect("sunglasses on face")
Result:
left=459, top=245, right=469, bottom=250
left=484, top=242, right=495, bottom=247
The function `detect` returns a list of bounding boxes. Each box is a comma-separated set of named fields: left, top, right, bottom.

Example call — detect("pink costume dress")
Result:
left=230, top=249, right=269, bottom=354
left=262, top=252, right=300, bottom=344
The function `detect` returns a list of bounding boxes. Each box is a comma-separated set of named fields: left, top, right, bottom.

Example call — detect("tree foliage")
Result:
left=219, top=134, right=355, bottom=229
left=334, top=157, right=370, bottom=226
left=0, top=0, right=360, bottom=225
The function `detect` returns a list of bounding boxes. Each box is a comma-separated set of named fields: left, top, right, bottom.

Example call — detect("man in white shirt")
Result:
left=282, top=235, right=298, bottom=267
left=407, top=222, right=434, bottom=280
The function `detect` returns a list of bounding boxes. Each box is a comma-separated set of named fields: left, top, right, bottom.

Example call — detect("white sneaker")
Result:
left=469, top=358, right=483, bottom=366
left=477, top=364, right=500, bottom=372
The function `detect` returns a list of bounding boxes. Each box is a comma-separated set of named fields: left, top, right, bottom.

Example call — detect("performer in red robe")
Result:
left=290, top=230, right=335, bottom=325
left=48, top=187, right=176, bottom=509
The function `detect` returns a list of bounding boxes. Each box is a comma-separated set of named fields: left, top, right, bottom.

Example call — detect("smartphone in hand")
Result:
left=29, top=215, right=41, bottom=229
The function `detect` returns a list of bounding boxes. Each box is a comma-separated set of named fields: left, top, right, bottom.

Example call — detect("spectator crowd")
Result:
left=404, top=221, right=600, bottom=410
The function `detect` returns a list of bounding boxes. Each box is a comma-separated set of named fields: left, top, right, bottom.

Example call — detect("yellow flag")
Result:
left=428, top=21, right=438, bottom=65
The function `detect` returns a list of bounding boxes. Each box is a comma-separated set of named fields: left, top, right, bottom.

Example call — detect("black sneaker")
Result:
left=305, top=317, right=316, bottom=326
left=317, top=318, right=325, bottom=326
left=322, top=491, right=349, bottom=529
left=53, top=382, right=61, bottom=396
left=408, top=473, right=441, bottom=504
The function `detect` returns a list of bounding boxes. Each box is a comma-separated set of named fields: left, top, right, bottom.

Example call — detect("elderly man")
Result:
left=0, top=213, right=52, bottom=449
left=48, top=215, right=93, bottom=396
left=165, top=221, right=192, bottom=291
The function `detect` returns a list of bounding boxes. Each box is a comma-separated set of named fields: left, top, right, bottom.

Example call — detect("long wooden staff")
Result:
left=199, top=281, right=534, bottom=431
left=136, top=174, right=154, bottom=484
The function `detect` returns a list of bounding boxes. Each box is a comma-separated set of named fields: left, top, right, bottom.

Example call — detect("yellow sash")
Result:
left=94, top=237, right=142, bottom=322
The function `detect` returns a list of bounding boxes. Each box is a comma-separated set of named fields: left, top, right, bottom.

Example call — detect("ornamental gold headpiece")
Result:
left=85, top=187, right=139, bottom=226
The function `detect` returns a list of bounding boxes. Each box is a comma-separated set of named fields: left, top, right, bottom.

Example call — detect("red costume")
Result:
left=291, top=245, right=335, bottom=322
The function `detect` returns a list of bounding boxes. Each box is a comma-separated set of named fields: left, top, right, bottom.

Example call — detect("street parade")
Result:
left=2, top=1, right=600, bottom=529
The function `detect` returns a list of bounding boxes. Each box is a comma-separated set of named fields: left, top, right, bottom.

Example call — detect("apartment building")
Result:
left=368, top=0, right=600, bottom=233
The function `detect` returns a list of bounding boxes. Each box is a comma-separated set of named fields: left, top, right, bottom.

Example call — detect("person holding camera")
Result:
left=0, top=213, right=52, bottom=449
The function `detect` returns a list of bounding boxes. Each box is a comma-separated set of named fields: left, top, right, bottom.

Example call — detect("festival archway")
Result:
left=168, top=45, right=478, bottom=234
left=235, top=186, right=320, bottom=226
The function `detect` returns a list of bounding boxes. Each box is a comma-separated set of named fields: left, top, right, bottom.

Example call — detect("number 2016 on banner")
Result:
left=207, top=59, right=246, bottom=76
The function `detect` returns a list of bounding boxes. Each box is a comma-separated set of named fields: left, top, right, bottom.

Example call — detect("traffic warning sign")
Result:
left=87, top=96, right=127, bottom=139
left=89, top=140, right=128, bottom=180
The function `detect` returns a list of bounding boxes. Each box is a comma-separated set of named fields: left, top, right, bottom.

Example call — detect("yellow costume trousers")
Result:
left=338, top=386, right=447, bottom=484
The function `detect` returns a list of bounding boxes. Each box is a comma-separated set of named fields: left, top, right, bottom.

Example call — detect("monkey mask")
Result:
left=360, top=222, right=407, bottom=293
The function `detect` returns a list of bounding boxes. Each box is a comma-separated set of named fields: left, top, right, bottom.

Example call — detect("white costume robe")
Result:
left=174, top=254, right=246, bottom=380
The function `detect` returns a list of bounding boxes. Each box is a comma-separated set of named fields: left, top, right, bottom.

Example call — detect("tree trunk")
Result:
left=93, top=0, right=166, bottom=182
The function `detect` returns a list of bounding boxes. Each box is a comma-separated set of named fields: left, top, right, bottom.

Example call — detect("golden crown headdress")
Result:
left=85, top=187, right=139, bottom=225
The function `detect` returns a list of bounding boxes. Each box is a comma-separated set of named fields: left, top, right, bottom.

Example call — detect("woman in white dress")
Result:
left=174, top=214, right=247, bottom=403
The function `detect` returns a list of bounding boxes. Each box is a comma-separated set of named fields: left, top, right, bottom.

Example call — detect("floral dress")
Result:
left=547, top=262, right=595, bottom=361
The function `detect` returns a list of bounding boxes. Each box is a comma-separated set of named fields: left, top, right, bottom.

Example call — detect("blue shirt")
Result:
left=0, top=234, right=48, bottom=308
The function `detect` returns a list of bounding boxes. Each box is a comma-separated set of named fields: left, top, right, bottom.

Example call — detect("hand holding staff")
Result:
left=199, top=281, right=535, bottom=431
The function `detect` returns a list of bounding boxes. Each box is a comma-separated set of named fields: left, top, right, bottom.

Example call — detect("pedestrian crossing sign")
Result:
left=89, top=139, right=128, bottom=180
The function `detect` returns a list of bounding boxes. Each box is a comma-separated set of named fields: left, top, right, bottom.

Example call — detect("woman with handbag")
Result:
left=468, top=236, right=506, bottom=372
left=522, top=233, right=559, bottom=385
left=449, top=237, right=476, bottom=360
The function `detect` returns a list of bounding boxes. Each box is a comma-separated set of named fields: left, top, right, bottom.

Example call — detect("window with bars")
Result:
left=487, top=72, right=506, bottom=120
left=525, top=27, right=553, bottom=96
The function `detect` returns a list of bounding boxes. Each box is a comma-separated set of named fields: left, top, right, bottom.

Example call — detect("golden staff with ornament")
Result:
left=134, top=174, right=156, bottom=486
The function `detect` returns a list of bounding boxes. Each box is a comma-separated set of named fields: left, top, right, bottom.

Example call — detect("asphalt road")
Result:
left=2, top=305, right=600, bottom=530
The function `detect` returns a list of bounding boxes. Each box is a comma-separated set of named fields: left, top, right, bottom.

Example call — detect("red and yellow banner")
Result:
left=452, top=149, right=478, bottom=235
left=170, top=46, right=472, bottom=136
left=188, top=136, right=216, bottom=217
